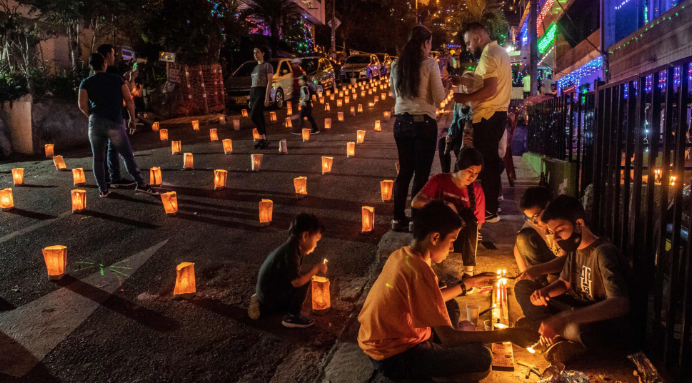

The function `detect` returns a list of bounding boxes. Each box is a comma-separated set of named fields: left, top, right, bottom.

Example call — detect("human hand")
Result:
left=445, top=134, right=453, bottom=143
left=463, top=272, right=496, bottom=288
left=516, top=266, right=540, bottom=282
left=264, top=99, right=270, bottom=107
left=530, top=288, right=551, bottom=306
left=127, top=120, right=136, bottom=135
left=445, top=202, right=458, bottom=213
left=507, top=327, right=540, bottom=348
left=316, top=262, right=328, bottom=275
left=477, top=230, right=483, bottom=241
left=538, top=315, right=567, bottom=347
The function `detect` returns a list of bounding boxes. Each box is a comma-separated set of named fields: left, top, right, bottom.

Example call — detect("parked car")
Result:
left=375, top=53, right=392, bottom=76
left=339, top=54, right=381, bottom=83
left=225, top=58, right=295, bottom=109
left=299, top=57, right=336, bottom=93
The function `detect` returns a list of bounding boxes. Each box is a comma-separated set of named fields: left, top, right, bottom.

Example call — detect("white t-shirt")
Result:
left=473, top=41, right=512, bottom=123
left=390, top=58, right=448, bottom=120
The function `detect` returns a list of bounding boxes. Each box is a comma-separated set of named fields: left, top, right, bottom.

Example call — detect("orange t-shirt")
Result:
left=357, top=246, right=452, bottom=360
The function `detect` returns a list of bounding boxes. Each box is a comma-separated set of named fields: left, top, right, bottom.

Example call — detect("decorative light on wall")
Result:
left=557, top=56, right=603, bottom=93
left=537, top=22, right=557, bottom=54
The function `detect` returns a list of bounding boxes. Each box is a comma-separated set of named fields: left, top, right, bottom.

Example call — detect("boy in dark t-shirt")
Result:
left=514, top=195, right=631, bottom=364
left=249, top=213, right=328, bottom=328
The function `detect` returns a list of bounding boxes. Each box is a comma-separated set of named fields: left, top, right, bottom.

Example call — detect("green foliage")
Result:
left=481, top=9, right=510, bottom=46
left=0, top=63, right=29, bottom=104
left=284, top=19, right=314, bottom=55
left=242, top=0, right=302, bottom=53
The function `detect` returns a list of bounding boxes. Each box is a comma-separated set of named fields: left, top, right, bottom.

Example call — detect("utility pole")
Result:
left=528, top=0, right=538, bottom=97
left=330, top=0, right=336, bottom=52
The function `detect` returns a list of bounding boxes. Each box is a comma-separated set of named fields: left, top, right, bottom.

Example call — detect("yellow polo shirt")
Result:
left=473, top=41, right=512, bottom=123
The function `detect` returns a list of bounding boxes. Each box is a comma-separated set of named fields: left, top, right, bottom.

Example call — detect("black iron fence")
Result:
left=527, top=59, right=692, bottom=380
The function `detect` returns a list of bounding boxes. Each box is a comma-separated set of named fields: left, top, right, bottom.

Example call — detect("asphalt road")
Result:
left=0, top=86, right=407, bottom=382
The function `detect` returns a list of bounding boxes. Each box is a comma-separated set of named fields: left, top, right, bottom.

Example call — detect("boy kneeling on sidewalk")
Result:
left=358, top=201, right=538, bottom=382
left=514, top=195, right=632, bottom=364
left=248, top=213, right=328, bottom=328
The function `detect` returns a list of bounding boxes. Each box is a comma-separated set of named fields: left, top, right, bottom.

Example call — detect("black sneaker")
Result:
left=99, top=189, right=111, bottom=198
left=281, top=313, right=314, bottom=329
left=485, top=211, right=501, bottom=223
left=257, top=139, right=270, bottom=149
left=110, top=178, right=136, bottom=188
left=290, top=130, right=302, bottom=135
left=391, top=219, right=410, bottom=232
left=136, top=184, right=160, bottom=196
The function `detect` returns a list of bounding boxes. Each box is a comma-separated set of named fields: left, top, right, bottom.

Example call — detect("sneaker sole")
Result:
left=485, top=216, right=501, bottom=223
left=281, top=321, right=314, bottom=329
left=110, top=183, right=136, bottom=189
left=137, top=189, right=160, bottom=196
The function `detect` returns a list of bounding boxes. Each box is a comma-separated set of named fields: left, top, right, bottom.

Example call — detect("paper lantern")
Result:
left=362, top=206, right=375, bottom=232
left=160, top=129, right=169, bottom=141
left=352, top=93, right=357, bottom=100
left=322, top=156, right=333, bottom=174
left=670, top=176, right=677, bottom=186
left=182, top=153, right=194, bottom=170
left=381, top=93, right=386, bottom=100
left=241, top=109, right=249, bottom=117
left=279, top=139, right=288, bottom=154
left=347, top=142, right=355, bottom=158
left=312, top=94, right=317, bottom=101
left=311, top=275, right=331, bottom=311
left=319, top=97, right=325, bottom=104
left=339, top=91, right=344, bottom=98
left=253, top=128, right=261, bottom=141
left=440, top=101, right=446, bottom=108
left=270, top=111, right=277, bottom=121
left=192, top=120, right=200, bottom=131
left=71, top=189, right=86, bottom=213
left=72, top=168, right=86, bottom=185
left=0, top=188, right=14, bottom=211
left=326, top=90, right=331, bottom=96
left=337, top=99, right=343, bottom=107
left=150, top=167, right=162, bottom=186
left=222, top=139, right=233, bottom=154
left=210, top=129, right=219, bottom=141
left=325, top=118, right=332, bottom=130
left=287, top=106, right=293, bottom=116
left=368, top=102, right=375, bottom=108
left=12, top=168, right=24, bottom=185
left=233, top=119, right=240, bottom=131
left=361, top=91, right=366, bottom=97
left=251, top=154, right=263, bottom=171
left=173, top=262, right=196, bottom=298
left=42, top=245, right=67, bottom=280
left=259, top=199, right=273, bottom=224
left=45, top=144, right=54, bottom=157
left=161, top=191, right=178, bottom=215
left=214, top=169, right=228, bottom=190
left=219, top=115, right=226, bottom=125
left=374, top=96, right=380, bottom=103
left=171, top=140, right=182, bottom=155
left=345, top=96, right=350, bottom=104
left=286, top=101, right=292, bottom=109
left=350, top=107, right=356, bottom=116
left=368, top=89, right=372, bottom=95
left=384, top=111, right=391, bottom=121
left=357, top=130, right=366, bottom=144
left=358, top=104, right=363, bottom=113
left=338, top=112, right=344, bottom=122
left=374, top=120, right=381, bottom=132
left=329, top=94, right=335, bottom=101
left=380, top=180, right=394, bottom=202
left=293, top=176, right=308, bottom=197
left=302, top=129, right=311, bottom=142
left=152, top=122, right=160, bottom=132
left=53, top=155, right=67, bottom=171
left=325, top=103, right=331, bottom=111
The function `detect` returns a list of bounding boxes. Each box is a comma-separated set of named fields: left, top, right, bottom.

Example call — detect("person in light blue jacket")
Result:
left=438, top=102, right=472, bottom=173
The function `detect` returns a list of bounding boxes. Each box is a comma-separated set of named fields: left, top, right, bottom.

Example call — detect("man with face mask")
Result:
left=451, top=22, right=512, bottom=224
left=514, top=195, right=632, bottom=364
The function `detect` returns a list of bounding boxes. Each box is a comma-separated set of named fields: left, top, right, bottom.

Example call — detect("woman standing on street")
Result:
left=78, top=53, right=159, bottom=198
left=390, top=26, right=449, bottom=232
left=250, top=45, right=274, bottom=149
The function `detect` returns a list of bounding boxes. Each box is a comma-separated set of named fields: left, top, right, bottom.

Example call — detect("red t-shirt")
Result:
left=419, top=173, right=486, bottom=224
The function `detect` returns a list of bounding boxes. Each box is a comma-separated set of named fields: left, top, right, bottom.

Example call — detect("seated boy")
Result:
left=514, top=195, right=631, bottom=363
left=249, top=213, right=328, bottom=328
left=514, top=187, right=564, bottom=285
left=358, top=201, right=538, bottom=382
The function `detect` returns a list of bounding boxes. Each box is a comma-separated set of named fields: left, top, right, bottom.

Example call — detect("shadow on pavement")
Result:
left=55, top=275, right=180, bottom=332
left=78, top=210, right=161, bottom=230
left=0, top=332, right=61, bottom=382
left=0, top=297, right=16, bottom=311
left=4, top=209, right=57, bottom=221
left=14, top=184, right=58, bottom=189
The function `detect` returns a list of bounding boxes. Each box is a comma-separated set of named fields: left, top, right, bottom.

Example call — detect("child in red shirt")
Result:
left=412, top=147, right=485, bottom=276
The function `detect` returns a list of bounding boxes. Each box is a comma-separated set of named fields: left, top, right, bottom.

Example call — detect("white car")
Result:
left=339, top=54, right=381, bottom=82
left=226, top=58, right=295, bottom=109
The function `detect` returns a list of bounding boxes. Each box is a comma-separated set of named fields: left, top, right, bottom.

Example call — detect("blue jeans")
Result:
left=107, top=141, right=122, bottom=184
left=89, top=117, right=143, bottom=192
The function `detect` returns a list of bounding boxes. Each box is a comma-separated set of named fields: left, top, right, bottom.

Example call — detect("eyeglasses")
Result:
left=524, top=208, right=543, bottom=225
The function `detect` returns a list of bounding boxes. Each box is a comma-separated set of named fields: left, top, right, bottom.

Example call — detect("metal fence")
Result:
left=528, top=58, right=692, bottom=380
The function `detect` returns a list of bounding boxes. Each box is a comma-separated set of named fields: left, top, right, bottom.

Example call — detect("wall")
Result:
left=1, top=95, right=34, bottom=155
left=523, top=152, right=578, bottom=196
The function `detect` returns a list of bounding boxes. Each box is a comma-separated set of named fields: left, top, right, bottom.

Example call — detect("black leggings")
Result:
left=250, top=87, right=267, bottom=136
left=454, top=208, right=479, bottom=267
left=437, top=135, right=463, bottom=173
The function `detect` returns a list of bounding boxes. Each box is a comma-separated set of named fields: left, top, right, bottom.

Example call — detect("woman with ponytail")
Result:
left=390, top=25, right=450, bottom=232
left=412, top=147, right=485, bottom=276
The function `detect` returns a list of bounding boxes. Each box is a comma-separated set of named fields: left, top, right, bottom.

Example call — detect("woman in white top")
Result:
left=390, top=25, right=449, bottom=232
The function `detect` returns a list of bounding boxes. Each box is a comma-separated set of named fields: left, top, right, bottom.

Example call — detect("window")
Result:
left=233, top=62, right=258, bottom=77
left=279, top=61, right=291, bottom=76
left=300, top=59, right=319, bottom=74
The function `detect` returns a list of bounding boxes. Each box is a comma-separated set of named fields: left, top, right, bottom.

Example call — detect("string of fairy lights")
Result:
left=610, top=0, right=691, bottom=53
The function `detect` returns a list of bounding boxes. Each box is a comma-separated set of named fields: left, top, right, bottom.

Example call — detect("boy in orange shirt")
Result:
left=358, top=201, right=538, bottom=381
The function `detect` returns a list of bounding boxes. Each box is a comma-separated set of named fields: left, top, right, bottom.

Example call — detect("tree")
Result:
left=454, top=0, right=510, bottom=45
left=242, top=0, right=302, bottom=55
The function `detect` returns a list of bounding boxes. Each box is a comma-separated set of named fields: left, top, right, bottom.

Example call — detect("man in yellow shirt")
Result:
left=453, top=22, right=512, bottom=223
left=358, top=201, right=538, bottom=381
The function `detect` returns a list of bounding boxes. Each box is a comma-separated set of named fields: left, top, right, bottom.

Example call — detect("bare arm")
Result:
left=517, top=255, right=567, bottom=281
left=290, top=262, right=327, bottom=288
left=121, top=84, right=135, bottom=121
left=264, top=73, right=273, bottom=106
left=514, top=244, right=529, bottom=273
left=411, top=190, right=434, bottom=210
left=429, top=60, right=448, bottom=104
left=453, top=77, right=498, bottom=104
left=78, top=89, right=90, bottom=118
left=568, top=297, right=629, bottom=325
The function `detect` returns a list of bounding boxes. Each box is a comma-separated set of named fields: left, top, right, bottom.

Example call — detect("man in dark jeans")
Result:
left=454, top=22, right=512, bottom=223
left=392, top=115, right=438, bottom=231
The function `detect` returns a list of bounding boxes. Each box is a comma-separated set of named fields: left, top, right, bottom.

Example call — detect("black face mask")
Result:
left=557, top=225, right=582, bottom=252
